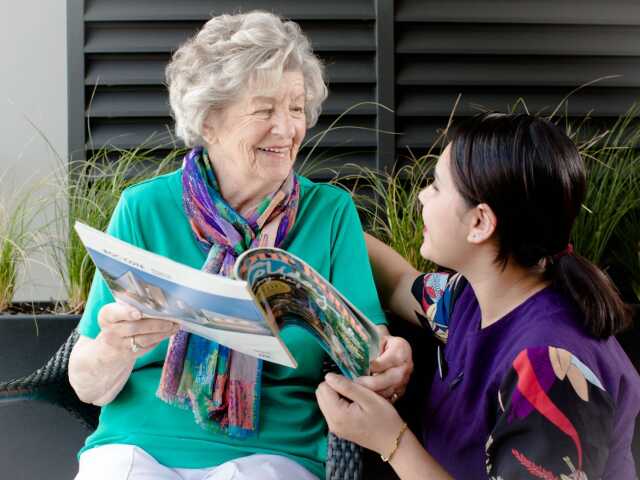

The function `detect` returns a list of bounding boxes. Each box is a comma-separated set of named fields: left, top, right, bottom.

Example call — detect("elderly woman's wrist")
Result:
left=95, top=332, right=138, bottom=363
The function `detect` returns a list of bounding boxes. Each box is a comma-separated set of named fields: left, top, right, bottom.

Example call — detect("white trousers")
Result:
left=75, top=444, right=319, bottom=480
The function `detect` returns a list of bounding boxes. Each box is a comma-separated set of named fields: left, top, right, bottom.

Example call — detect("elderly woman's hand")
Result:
left=70, top=302, right=180, bottom=406
left=97, top=302, right=180, bottom=357
left=316, top=373, right=405, bottom=456
left=357, top=329, right=413, bottom=402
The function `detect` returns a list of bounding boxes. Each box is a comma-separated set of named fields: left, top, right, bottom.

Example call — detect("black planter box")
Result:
left=0, top=312, right=87, bottom=480
left=1, top=306, right=638, bottom=479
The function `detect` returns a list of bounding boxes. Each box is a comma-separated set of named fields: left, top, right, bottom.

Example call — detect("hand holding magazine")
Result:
left=75, top=221, right=381, bottom=379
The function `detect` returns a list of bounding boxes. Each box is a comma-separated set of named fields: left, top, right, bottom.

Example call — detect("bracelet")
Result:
left=380, top=421, right=408, bottom=463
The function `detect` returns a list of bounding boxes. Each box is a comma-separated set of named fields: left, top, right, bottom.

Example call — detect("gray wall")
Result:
left=0, top=2, right=68, bottom=302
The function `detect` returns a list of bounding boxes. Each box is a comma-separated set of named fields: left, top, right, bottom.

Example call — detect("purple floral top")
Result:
left=412, top=273, right=640, bottom=479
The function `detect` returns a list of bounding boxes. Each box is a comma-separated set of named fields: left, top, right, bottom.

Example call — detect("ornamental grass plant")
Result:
left=331, top=105, right=456, bottom=274
left=297, top=101, right=392, bottom=179
left=333, top=96, right=640, bottom=298
left=0, top=175, right=47, bottom=311
left=9, top=95, right=640, bottom=311
left=504, top=97, right=640, bottom=302
left=52, top=102, right=380, bottom=312
left=338, top=153, right=438, bottom=273
left=51, top=144, right=184, bottom=312
left=610, top=207, right=640, bottom=302
left=568, top=106, right=640, bottom=285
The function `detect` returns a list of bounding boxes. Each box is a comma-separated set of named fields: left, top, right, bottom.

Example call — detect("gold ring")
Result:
left=130, top=336, right=140, bottom=353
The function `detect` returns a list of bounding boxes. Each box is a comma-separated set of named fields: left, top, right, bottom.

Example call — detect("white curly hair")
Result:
left=166, top=10, right=328, bottom=147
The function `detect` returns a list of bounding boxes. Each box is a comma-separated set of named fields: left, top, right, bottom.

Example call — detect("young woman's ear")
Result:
left=467, top=203, right=497, bottom=244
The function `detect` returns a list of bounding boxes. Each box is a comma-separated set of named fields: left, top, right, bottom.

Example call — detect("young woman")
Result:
left=316, top=113, right=640, bottom=479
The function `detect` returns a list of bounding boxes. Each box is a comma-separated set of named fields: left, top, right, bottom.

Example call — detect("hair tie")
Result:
left=552, top=243, right=574, bottom=261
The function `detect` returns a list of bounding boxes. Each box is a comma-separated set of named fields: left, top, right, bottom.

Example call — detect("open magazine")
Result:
left=74, top=221, right=381, bottom=379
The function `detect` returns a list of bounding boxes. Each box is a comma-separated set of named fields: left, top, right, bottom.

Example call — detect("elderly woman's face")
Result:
left=203, top=70, right=306, bottom=190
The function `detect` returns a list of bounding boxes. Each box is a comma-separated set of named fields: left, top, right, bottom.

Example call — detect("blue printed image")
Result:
left=88, top=248, right=271, bottom=335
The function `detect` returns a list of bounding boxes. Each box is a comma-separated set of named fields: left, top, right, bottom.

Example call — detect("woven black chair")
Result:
left=0, top=329, right=363, bottom=480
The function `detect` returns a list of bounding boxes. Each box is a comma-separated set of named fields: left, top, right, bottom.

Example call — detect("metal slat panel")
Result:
left=305, top=116, right=377, bottom=148
left=85, top=0, right=375, bottom=22
left=394, top=1, right=640, bottom=155
left=87, top=87, right=168, bottom=117
left=397, top=87, right=640, bottom=117
left=85, top=55, right=169, bottom=86
left=88, top=116, right=377, bottom=149
left=79, top=1, right=378, bottom=163
left=85, top=20, right=375, bottom=53
left=72, top=0, right=640, bottom=168
left=395, top=0, right=640, bottom=25
left=397, top=24, right=640, bottom=56
left=86, top=53, right=376, bottom=85
left=397, top=56, right=640, bottom=87
left=296, top=148, right=379, bottom=177
left=396, top=118, right=447, bottom=149
left=310, top=85, right=377, bottom=115
left=88, top=84, right=376, bottom=118
left=397, top=116, right=640, bottom=150
left=84, top=22, right=200, bottom=53
left=87, top=120, right=176, bottom=150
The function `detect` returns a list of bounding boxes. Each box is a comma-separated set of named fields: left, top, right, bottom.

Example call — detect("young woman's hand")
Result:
left=316, top=373, right=405, bottom=456
left=358, top=331, right=414, bottom=402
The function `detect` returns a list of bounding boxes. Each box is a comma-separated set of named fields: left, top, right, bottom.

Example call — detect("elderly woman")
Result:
left=68, top=11, right=412, bottom=480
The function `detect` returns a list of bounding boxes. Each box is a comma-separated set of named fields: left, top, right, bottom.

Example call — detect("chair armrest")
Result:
left=0, top=329, right=100, bottom=430
left=321, top=357, right=363, bottom=480
left=326, top=432, right=363, bottom=480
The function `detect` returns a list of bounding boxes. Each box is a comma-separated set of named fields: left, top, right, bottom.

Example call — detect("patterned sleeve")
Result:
left=486, top=346, right=615, bottom=480
left=410, top=272, right=453, bottom=343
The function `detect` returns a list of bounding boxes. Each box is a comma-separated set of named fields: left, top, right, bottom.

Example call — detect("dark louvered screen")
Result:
left=70, top=0, right=378, bottom=177
left=68, top=0, right=640, bottom=174
left=395, top=0, right=640, bottom=159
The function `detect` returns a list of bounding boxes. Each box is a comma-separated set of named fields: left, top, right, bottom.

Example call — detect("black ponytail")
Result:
left=449, top=113, right=631, bottom=339
left=548, top=253, right=630, bottom=338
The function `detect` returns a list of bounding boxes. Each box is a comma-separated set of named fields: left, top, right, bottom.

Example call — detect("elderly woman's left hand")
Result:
left=357, top=328, right=413, bottom=402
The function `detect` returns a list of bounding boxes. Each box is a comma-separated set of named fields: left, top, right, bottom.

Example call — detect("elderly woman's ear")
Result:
left=201, top=111, right=219, bottom=146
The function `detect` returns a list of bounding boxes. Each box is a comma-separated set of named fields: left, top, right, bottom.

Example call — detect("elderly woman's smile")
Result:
left=202, top=70, right=307, bottom=211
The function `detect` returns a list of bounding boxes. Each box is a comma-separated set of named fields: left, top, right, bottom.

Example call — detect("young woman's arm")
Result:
left=365, top=233, right=422, bottom=326
left=387, top=429, right=453, bottom=480
left=316, top=373, right=453, bottom=480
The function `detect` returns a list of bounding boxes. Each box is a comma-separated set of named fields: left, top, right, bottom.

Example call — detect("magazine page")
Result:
left=234, top=247, right=381, bottom=379
left=74, top=222, right=296, bottom=368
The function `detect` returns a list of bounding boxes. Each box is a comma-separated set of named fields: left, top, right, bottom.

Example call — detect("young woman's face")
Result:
left=418, top=144, right=474, bottom=269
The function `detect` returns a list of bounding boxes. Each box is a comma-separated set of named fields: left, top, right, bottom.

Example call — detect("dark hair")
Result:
left=448, top=112, right=630, bottom=338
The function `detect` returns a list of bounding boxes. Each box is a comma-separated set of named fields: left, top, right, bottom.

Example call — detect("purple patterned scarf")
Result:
left=157, top=146, right=299, bottom=437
